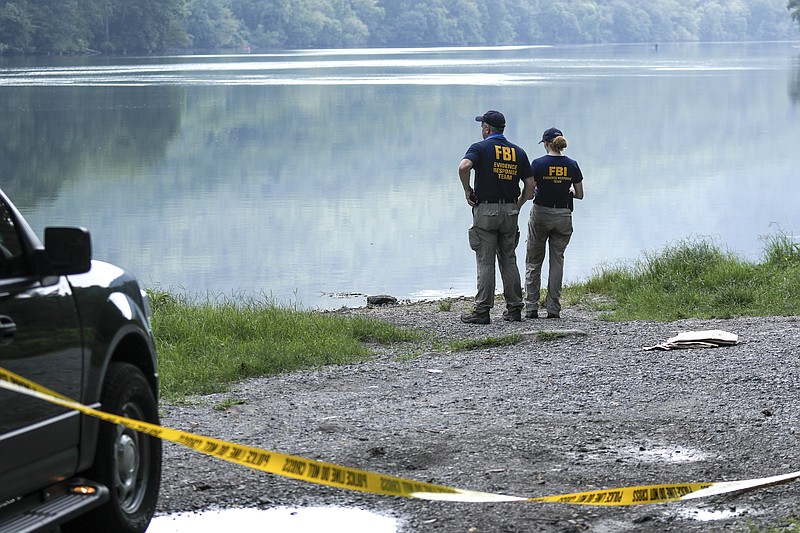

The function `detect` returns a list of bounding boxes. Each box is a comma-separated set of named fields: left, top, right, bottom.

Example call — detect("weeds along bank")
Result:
left=149, top=233, right=800, bottom=400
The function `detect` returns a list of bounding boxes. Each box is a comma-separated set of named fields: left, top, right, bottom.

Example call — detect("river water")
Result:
left=2, top=42, right=798, bottom=309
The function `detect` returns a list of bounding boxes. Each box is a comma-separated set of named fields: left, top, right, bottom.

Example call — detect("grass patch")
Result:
left=571, top=231, right=800, bottom=321
left=150, top=291, right=421, bottom=400
left=446, top=333, right=522, bottom=352
left=212, top=397, right=247, bottom=411
left=537, top=331, right=568, bottom=341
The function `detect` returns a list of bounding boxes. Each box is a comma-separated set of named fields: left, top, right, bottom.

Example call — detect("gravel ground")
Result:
left=156, top=299, right=800, bottom=532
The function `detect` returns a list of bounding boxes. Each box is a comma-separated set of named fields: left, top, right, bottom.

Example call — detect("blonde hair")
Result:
left=550, top=136, right=568, bottom=152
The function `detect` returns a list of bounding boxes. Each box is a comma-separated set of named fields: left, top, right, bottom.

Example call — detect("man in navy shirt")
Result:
left=459, top=110, right=534, bottom=324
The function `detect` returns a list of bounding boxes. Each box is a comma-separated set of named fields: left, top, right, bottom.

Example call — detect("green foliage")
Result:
left=0, top=0, right=797, bottom=55
left=0, top=0, right=190, bottom=54
left=761, top=229, right=800, bottom=268
left=0, top=2, right=35, bottom=53
left=576, top=232, right=800, bottom=321
left=791, top=0, right=800, bottom=24
left=106, top=0, right=190, bottom=53
left=186, top=0, right=242, bottom=48
left=150, top=291, right=420, bottom=399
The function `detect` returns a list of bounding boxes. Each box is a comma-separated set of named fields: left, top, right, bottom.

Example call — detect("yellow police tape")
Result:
left=1, top=366, right=798, bottom=506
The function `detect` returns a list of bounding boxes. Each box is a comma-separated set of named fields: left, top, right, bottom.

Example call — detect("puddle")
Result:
left=147, top=506, right=400, bottom=533
left=570, top=444, right=708, bottom=464
left=675, top=505, right=752, bottom=521
left=620, top=445, right=708, bottom=463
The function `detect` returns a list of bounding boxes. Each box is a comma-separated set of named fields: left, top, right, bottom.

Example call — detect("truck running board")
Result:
left=0, top=478, right=109, bottom=533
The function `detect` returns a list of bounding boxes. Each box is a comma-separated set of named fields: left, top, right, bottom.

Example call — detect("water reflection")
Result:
left=1, top=42, right=799, bottom=309
left=0, top=85, right=183, bottom=206
left=147, top=506, right=400, bottom=533
left=1, top=46, right=791, bottom=87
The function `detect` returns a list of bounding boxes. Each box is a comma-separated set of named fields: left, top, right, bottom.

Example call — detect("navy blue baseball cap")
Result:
left=475, top=110, right=505, bottom=128
left=539, top=127, right=563, bottom=143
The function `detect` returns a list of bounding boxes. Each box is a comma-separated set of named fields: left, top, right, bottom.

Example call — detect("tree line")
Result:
left=1, top=0, right=798, bottom=55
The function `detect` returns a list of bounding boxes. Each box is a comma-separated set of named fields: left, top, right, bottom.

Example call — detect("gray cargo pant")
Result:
left=468, top=202, right=524, bottom=313
left=525, top=204, right=573, bottom=316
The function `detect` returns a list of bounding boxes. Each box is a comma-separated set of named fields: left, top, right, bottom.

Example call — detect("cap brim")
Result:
left=475, top=116, right=484, bottom=122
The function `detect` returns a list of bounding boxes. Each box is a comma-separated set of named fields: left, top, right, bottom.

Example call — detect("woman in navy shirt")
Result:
left=524, top=127, right=585, bottom=319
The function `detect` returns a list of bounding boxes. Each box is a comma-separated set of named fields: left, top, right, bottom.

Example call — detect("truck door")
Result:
left=0, top=197, right=84, bottom=500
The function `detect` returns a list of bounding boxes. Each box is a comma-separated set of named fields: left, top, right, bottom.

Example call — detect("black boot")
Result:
left=460, top=310, right=490, bottom=324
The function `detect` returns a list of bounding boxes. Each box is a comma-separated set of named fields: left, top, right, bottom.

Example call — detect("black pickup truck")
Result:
left=0, top=187, right=161, bottom=533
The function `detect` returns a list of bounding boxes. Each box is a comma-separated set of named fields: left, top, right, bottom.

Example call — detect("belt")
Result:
left=478, top=198, right=514, bottom=204
left=535, top=200, right=570, bottom=209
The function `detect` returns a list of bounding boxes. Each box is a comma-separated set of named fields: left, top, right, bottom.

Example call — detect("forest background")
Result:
left=1, top=0, right=800, bottom=55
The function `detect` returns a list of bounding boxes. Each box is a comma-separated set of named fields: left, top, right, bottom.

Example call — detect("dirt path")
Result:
left=157, top=300, right=800, bottom=532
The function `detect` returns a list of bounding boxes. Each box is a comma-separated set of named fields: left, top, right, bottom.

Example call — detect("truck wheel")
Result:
left=62, top=363, right=162, bottom=533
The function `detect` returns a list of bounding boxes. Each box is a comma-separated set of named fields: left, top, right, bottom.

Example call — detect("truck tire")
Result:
left=62, top=362, right=162, bottom=533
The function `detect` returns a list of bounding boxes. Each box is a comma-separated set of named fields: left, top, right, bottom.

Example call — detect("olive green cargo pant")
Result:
left=525, top=204, right=574, bottom=316
left=468, top=202, right=524, bottom=313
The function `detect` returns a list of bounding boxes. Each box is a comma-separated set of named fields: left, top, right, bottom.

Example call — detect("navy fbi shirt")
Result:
left=532, top=154, right=583, bottom=206
left=464, top=134, right=533, bottom=202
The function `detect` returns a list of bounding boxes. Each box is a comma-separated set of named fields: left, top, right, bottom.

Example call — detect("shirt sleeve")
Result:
left=463, top=142, right=481, bottom=163
left=571, top=159, right=584, bottom=184
left=531, top=157, right=543, bottom=183
left=518, top=152, right=533, bottom=179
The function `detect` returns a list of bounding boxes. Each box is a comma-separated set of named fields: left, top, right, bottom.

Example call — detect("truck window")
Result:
left=0, top=200, right=29, bottom=278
